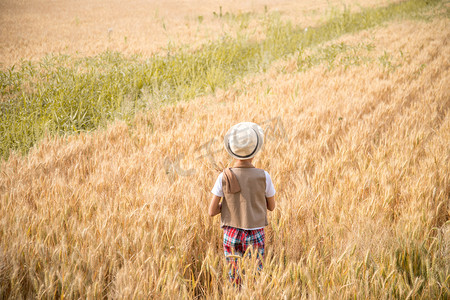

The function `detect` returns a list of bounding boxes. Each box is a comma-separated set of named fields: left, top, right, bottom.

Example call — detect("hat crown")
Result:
left=224, top=122, right=264, bottom=160
left=229, top=126, right=258, bottom=156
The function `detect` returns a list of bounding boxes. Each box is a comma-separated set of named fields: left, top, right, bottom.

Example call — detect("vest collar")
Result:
left=232, top=163, right=255, bottom=168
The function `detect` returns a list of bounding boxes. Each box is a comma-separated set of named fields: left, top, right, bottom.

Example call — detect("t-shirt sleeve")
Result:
left=211, top=173, right=224, bottom=197
left=264, top=171, right=276, bottom=198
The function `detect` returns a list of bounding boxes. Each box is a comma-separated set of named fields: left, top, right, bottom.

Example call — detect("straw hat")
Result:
left=224, top=122, right=264, bottom=160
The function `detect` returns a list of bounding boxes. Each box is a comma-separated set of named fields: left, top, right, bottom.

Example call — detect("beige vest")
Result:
left=221, top=167, right=268, bottom=229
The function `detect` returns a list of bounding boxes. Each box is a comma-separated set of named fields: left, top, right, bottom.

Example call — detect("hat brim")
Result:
left=224, top=122, right=264, bottom=160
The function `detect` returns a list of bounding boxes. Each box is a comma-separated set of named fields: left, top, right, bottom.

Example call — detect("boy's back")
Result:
left=220, top=167, right=268, bottom=229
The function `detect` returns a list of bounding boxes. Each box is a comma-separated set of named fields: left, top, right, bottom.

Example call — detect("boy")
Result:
left=208, top=122, right=276, bottom=285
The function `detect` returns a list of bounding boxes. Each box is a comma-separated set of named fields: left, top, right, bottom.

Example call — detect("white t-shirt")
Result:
left=211, top=170, right=276, bottom=198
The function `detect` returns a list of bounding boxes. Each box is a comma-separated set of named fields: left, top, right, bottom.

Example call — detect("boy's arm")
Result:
left=208, top=195, right=222, bottom=216
left=266, top=196, right=275, bottom=211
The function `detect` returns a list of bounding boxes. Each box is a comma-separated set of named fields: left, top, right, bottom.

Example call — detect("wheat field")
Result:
left=1, top=0, right=449, bottom=299
left=1, top=0, right=394, bottom=68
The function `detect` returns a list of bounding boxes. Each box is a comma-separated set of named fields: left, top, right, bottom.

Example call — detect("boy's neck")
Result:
left=233, top=159, right=254, bottom=168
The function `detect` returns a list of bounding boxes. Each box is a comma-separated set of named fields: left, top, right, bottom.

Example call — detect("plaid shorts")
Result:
left=223, top=226, right=265, bottom=284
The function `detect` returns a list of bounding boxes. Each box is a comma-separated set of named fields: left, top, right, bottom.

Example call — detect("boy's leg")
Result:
left=245, top=228, right=265, bottom=271
left=223, top=226, right=244, bottom=285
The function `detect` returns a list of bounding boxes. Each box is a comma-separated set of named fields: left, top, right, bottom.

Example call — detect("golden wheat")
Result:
left=1, top=12, right=449, bottom=300
left=1, top=0, right=396, bottom=68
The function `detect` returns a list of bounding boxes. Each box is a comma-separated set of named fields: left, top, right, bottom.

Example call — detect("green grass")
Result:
left=0, top=0, right=444, bottom=159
